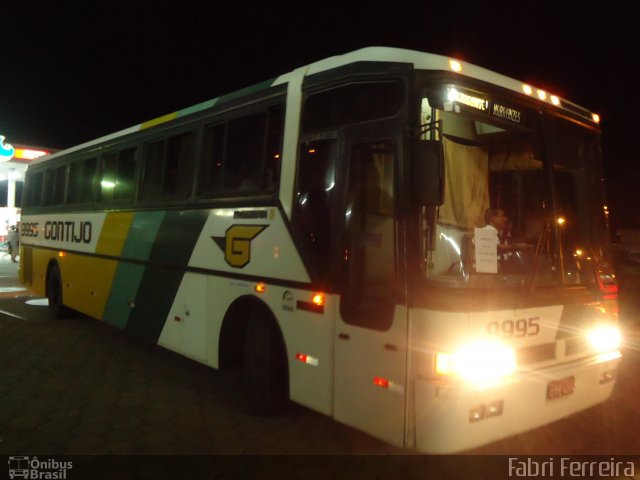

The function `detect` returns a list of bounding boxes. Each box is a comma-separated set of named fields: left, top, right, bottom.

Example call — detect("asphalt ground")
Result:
left=0, top=253, right=638, bottom=479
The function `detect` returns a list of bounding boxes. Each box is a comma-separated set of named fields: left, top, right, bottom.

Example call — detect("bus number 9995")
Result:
left=486, top=317, right=540, bottom=338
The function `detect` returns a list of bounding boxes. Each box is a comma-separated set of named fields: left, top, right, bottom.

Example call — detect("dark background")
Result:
left=1, top=3, right=637, bottom=232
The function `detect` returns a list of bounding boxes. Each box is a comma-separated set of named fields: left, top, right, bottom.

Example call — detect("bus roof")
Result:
left=34, top=46, right=598, bottom=164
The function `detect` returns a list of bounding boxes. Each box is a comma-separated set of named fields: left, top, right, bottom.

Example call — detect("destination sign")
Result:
left=491, top=103, right=522, bottom=123
left=446, top=85, right=524, bottom=125
left=446, top=87, right=489, bottom=112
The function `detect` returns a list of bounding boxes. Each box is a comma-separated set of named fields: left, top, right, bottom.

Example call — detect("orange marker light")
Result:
left=255, top=282, right=266, bottom=294
left=592, top=113, right=601, bottom=123
left=312, top=293, right=325, bottom=306
left=58, top=251, right=67, bottom=257
left=522, top=84, right=533, bottom=95
left=550, top=95, right=560, bottom=106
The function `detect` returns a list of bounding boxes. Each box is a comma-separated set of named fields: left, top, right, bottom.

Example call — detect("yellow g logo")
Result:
left=212, top=225, right=268, bottom=268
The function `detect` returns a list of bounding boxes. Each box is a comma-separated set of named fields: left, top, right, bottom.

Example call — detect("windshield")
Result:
left=419, top=84, right=605, bottom=289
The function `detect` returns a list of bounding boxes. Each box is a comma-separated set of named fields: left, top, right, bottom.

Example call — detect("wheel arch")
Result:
left=218, top=295, right=287, bottom=369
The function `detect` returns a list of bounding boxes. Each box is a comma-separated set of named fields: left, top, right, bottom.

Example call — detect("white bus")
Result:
left=19, top=47, right=622, bottom=453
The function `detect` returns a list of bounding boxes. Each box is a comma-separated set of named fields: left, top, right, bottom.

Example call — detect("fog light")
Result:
left=469, top=405, right=485, bottom=423
left=436, top=340, right=516, bottom=388
left=486, top=400, right=504, bottom=418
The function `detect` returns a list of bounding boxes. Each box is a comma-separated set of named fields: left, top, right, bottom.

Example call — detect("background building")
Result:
left=0, top=135, right=55, bottom=242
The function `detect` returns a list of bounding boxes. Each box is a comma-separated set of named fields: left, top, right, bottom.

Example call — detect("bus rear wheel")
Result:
left=47, top=264, right=69, bottom=319
left=243, top=309, right=288, bottom=414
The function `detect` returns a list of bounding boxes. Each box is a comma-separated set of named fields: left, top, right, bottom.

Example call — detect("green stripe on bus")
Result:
left=103, top=263, right=145, bottom=329
left=218, top=78, right=276, bottom=104
left=176, top=98, right=219, bottom=118
left=103, top=211, right=167, bottom=328
left=121, top=211, right=166, bottom=259
left=125, top=209, right=209, bottom=342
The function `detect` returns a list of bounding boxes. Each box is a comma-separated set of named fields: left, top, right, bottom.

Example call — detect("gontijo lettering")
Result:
left=44, top=221, right=92, bottom=243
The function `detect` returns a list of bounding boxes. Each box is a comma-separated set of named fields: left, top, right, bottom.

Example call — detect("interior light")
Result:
left=522, top=84, right=533, bottom=95
left=100, top=181, right=116, bottom=188
left=449, top=59, right=462, bottom=72
left=557, top=217, right=566, bottom=225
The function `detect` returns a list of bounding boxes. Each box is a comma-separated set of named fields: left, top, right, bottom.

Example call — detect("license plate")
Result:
left=546, top=376, right=575, bottom=400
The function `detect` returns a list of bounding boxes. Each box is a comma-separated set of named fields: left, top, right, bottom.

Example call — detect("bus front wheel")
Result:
left=243, top=309, right=288, bottom=414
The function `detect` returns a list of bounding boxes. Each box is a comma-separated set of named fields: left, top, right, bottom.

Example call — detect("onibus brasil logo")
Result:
left=8, top=456, right=73, bottom=479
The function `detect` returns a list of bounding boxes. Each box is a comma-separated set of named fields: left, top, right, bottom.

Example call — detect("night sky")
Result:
left=2, top=3, right=638, bottom=232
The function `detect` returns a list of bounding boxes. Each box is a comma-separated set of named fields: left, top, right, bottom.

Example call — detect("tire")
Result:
left=47, top=264, right=69, bottom=319
left=243, top=309, right=288, bottom=414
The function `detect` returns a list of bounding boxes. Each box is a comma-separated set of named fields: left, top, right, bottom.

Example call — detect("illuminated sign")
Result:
left=491, top=103, right=522, bottom=123
left=446, top=86, right=524, bottom=124
left=0, top=136, right=48, bottom=161
left=446, top=87, right=489, bottom=111
left=0, top=135, right=15, bottom=161
left=14, top=148, right=48, bottom=160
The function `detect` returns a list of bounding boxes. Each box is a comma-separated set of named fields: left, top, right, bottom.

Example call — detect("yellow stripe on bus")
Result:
left=95, top=212, right=135, bottom=256
left=140, top=112, right=178, bottom=130
left=61, top=254, right=119, bottom=319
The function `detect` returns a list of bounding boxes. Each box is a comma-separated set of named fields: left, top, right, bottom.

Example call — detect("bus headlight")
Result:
left=435, top=340, right=516, bottom=387
left=587, top=325, right=622, bottom=353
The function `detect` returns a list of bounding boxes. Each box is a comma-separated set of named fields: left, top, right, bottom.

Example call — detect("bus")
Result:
left=18, top=47, right=622, bottom=453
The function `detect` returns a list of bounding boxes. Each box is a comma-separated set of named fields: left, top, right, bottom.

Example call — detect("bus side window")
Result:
left=141, top=133, right=194, bottom=200
left=164, top=132, right=194, bottom=197
left=99, top=148, right=136, bottom=203
left=115, top=148, right=137, bottom=200
left=43, top=165, right=67, bottom=206
left=99, top=152, right=117, bottom=202
left=224, top=112, right=266, bottom=193
left=25, top=171, right=44, bottom=207
left=265, top=104, right=284, bottom=192
left=79, top=158, right=97, bottom=203
left=199, top=123, right=226, bottom=196
left=141, top=140, right=165, bottom=199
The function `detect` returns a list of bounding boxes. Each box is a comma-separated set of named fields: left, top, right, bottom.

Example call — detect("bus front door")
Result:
left=333, top=137, right=408, bottom=448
